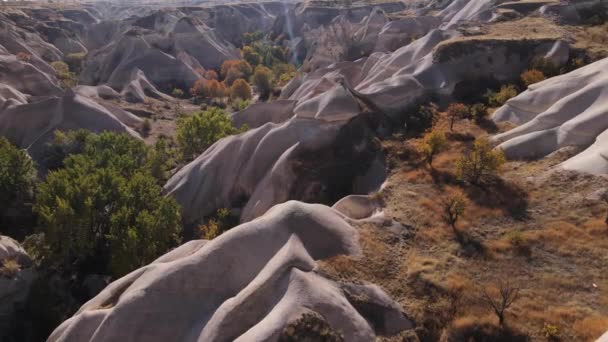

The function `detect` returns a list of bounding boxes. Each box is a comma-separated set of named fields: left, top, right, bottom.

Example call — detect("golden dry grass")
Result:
left=321, top=113, right=608, bottom=341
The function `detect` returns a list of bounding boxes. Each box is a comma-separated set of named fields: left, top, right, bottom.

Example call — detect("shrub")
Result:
left=470, top=103, right=488, bottom=123
left=485, top=85, right=518, bottom=107
left=406, top=103, right=439, bottom=132
left=242, top=45, right=262, bottom=66
left=0, top=137, right=36, bottom=231
left=140, top=119, right=152, bottom=137
left=190, top=79, right=227, bottom=100
left=50, top=61, right=77, bottom=89
left=520, top=69, right=546, bottom=87
left=220, top=59, right=253, bottom=82
left=542, top=323, right=560, bottom=341
left=34, top=131, right=181, bottom=277
left=171, top=88, right=185, bottom=98
left=253, top=65, right=274, bottom=99
left=16, top=52, right=32, bottom=62
left=232, top=98, right=250, bottom=111
left=0, top=258, right=21, bottom=278
left=198, top=208, right=233, bottom=240
left=273, top=63, right=297, bottom=86
left=243, top=31, right=264, bottom=46
left=443, top=195, right=466, bottom=234
left=65, top=52, right=87, bottom=73
left=456, top=138, right=506, bottom=185
left=146, top=137, right=172, bottom=183
left=419, top=129, right=447, bottom=167
left=447, top=103, right=470, bottom=131
left=230, top=78, right=252, bottom=100
left=204, top=69, right=218, bottom=80
left=531, top=58, right=560, bottom=77
left=279, top=312, right=344, bottom=342
left=176, top=108, right=246, bottom=161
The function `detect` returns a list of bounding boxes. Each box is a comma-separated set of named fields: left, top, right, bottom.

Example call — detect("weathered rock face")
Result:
left=0, top=91, right=140, bottom=163
left=0, top=236, right=35, bottom=341
left=165, top=111, right=383, bottom=228
left=492, top=57, right=608, bottom=174
left=48, top=201, right=413, bottom=342
left=283, top=28, right=569, bottom=122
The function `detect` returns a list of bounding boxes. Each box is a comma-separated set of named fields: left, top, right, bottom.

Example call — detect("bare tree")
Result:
left=480, top=280, right=520, bottom=326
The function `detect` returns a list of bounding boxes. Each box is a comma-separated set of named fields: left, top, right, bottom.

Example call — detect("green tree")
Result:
left=0, top=137, right=36, bottom=233
left=447, top=103, right=469, bottom=131
left=419, top=129, right=447, bottom=167
left=33, top=132, right=180, bottom=277
left=485, top=85, right=518, bottom=107
left=242, top=45, right=262, bottom=66
left=176, top=108, right=246, bottom=161
left=456, top=138, right=506, bottom=185
left=50, top=61, right=77, bottom=89
left=253, top=65, right=274, bottom=99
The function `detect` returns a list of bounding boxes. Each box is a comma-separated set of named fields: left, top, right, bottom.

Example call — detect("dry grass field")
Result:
left=320, top=113, right=608, bottom=341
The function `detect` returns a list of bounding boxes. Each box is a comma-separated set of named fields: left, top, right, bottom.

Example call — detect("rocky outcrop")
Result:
left=283, top=28, right=569, bottom=121
left=0, top=236, right=35, bottom=341
left=165, top=113, right=382, bottom=227
left=493, top=57, right=608, bottom=174
left=0, top=91, right=140, bottom=163
left=48, top=201, right=413, bottom=342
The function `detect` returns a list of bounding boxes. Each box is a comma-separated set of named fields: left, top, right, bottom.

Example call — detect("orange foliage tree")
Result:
left=230, top=78, right=252, bottom=100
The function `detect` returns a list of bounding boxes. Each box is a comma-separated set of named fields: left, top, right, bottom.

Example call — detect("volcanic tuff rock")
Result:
left=0, top=236, right=35, bottom=341
left=493, top=57, right=608, bottom=174
left=0, top=91, right=140, bottom=163
left=49, top=201, right=413, bottom=342
left=165, top=113, right=383, bottom=228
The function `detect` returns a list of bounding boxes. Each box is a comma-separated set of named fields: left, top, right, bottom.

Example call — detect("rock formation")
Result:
left=493, top=57, right=608, bottom=174
left=48, top=201, right=413, bottom=342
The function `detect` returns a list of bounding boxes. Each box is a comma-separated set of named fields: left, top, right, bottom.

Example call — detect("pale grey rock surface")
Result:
left=49, top=201, right=412, bottom=342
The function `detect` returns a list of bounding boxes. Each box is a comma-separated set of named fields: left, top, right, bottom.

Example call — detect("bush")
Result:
left=176, top=108, right=246, bottom=161
left=279, top=312, right=344, bottom=342
left=140, top=119, right=152, bottom=137
left=542, top=323, right=560, bottom=341
left=470, top=103, right=488, bottom=123
left=198, top=208, right=233, bottom=240
left=443, top=195, right=466, bottom=233
left=232, top=98, right=250, bottom=111
left=273, top=63, right=297, bottom=86
left=0, top=258, right=21, bottom=278
left=190, top=79, right=206, bottom=98
left=406, top=103, right=440, bottom=132
left=16, top=52, right=32, bottom=62
left=50, top=61, right=77, bottom=89
left=65, top=52, right=87, bottom=73
left=520, top=69, right=546, bottom=87
left=190, top=79, right=227, bottom=100
left=220, top=60, right=253, bottom=83
left=531, top=58, right=560, bottom=77
left=0, top=137, right=36, bottom=231
left=456, top=138, right=506, bottom=185
left=171, top=88, right=185, bottom=98
left=34, top=131, right=181, bottom=277
left=242, top=45, right=262, bottom=66
left=230, top=78, right=252, bottom=101
left=147, top=137, right=172, bottom=183
left=253, top=65, right=274, bottom=99
left=204, top=69, right=218, bottom=80
left=485, top=85, right=518, bottom=107
left=419, top=129, right=447, bottom=167
left=447, top=103, right=470, bottom=131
